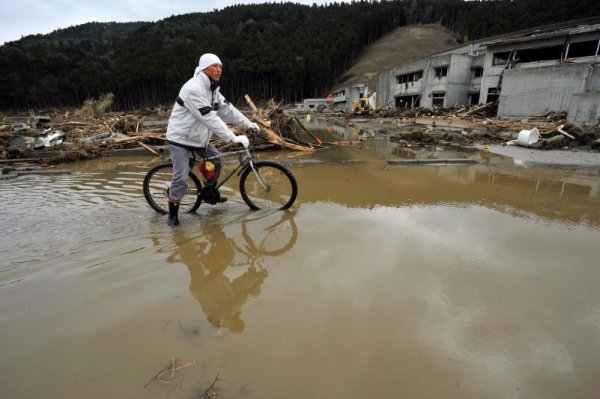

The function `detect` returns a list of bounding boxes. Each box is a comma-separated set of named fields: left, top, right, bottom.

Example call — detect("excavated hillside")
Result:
left=335, top=24, right=460, bottom=91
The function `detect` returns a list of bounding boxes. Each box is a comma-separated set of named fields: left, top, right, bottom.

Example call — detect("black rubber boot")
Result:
left=167, top=201, right=180, bottom=226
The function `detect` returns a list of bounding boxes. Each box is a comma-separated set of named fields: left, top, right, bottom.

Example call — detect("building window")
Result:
left=492, top=51, right=512, bottom=66
left=432, top=92, right=445, bottom=107
left=515, top=45, right=563, bottom=63
left=467, top=92, right=480, bottom=105
left=434, top=66, right=448, bottom=78
left=567, top=40, right=599, bottom=58
left=471, top=67, right=483, bottom=78
left=395, top=95, right=420, bottom=109
left=396, top=71, right=423, bottom=84
left=487, top=87, right=500, bottom=102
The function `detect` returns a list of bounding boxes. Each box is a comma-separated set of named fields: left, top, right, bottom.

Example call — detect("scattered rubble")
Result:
left=0, top=95, right=317, bottom=168
left=330, top=102, right=600, bottom=152
left=1, top=97, right=598, bottom=171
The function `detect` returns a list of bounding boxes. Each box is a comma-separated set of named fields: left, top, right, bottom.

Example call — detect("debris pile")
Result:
left=355, top=102, right=600, bottom=151
left=373, top=101, right=498, bottom=119
left=0, top=95, right=316, bottom=166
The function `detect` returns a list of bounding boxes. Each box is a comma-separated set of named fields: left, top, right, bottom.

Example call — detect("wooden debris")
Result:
left=204, top=373, right=221, bottom=399
left=459, top=102, right=494, bottom=117
left=144, top=357, right=196, bottom=388
left=244, top=94, right=315, bottom=152
left=292, top=115, right=322, bottom=145
left=137, top=140, right=160, bottom=156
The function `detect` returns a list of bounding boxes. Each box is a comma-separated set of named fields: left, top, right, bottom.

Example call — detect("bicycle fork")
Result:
left=248, top=160, right=271, bottom=192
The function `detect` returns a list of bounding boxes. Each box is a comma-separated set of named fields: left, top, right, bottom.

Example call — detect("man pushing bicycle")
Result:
left=166, top=53, right=260, bottom=226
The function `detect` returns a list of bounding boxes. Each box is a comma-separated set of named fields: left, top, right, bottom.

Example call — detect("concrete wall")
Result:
left=375, top=25, right=600, bottom=122
left=497, top=63, right=589, bottom=117
left=333, top=84, right=369, bottom=110
left=376, top=49, right=484, bottom=108
left=585, top=63, right=600, bottom=91
left=420, top=54, right=452, bottom=107
left=568, top=92, right=600, bottom=123
left=444, top=54, right=475, bottom=105
left=376, top=59, right=428, bottom=108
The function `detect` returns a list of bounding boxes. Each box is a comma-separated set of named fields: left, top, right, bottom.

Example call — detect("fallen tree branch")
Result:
left=144, top=357, right=196, bottom=388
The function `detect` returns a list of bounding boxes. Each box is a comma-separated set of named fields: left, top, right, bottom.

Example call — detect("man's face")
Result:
left=203, top=63, right=222, bottom=82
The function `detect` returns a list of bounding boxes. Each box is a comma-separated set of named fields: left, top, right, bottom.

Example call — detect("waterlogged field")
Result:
left=1, top=131, right=600, bottom=399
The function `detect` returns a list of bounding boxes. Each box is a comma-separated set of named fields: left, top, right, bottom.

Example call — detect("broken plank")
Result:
left=137, top=140, right=160, bottom=155
left=460, top=102, right=494, bottom=116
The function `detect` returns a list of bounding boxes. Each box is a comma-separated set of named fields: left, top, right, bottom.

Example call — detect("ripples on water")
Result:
left=1, top=153, right=600, bottom=399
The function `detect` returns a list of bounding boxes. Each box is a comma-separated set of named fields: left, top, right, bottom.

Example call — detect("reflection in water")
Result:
left=165, top=211, right=297, bottom=333
left=1, top=135, right=599, bottom=399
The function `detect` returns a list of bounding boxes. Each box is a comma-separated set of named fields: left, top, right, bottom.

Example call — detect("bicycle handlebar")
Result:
left=246, top=128, right=258, bottom=138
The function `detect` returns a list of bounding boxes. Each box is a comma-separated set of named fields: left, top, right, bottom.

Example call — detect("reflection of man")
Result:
left=167, top=223, right=267, bottom=333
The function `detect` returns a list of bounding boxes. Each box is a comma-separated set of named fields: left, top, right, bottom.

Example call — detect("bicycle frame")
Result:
left=191, top=146, right=270, bottom=192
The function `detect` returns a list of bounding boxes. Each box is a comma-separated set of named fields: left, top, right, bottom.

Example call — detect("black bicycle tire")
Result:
left=143, top=162, right=203, bottom=214
left=239, top=161, right=297, bottom=210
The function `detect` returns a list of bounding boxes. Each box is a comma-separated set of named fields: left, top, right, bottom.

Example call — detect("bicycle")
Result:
left=143, top=136, right=298, bottom=214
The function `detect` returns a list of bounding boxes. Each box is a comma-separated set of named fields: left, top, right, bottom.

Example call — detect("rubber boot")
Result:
left=167, top=201, right=180, bottom=226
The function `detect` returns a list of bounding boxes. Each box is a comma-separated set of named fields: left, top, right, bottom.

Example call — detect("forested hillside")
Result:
left=1, top=0, right=598, bottom=111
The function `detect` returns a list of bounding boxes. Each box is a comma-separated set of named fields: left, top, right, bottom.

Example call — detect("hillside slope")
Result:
left=335, top=24, right=459, bottom=92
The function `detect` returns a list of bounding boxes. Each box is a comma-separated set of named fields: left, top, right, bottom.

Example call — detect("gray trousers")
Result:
left=169, top=143, right=222, bottom=202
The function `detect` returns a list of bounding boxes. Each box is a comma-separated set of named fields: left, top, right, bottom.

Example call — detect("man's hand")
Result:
left=232, top=135, right=249, bottom=148
left=248, top=122, right=260, bottom=133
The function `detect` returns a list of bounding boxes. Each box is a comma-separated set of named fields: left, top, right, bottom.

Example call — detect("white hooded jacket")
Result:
left=166, top=69, right=253, bottom=148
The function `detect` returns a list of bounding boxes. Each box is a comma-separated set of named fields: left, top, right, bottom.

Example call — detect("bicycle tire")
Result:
left=239, top=161, right=297, bottom=210
left=143, top=162, right=203, bottom=214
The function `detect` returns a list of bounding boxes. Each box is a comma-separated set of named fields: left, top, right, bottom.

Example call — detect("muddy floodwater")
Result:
left=1, top=124, right=600, bottom=399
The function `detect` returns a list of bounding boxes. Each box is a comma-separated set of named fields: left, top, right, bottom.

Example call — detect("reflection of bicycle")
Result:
left=143, top=138, right=298, bottom=214
left=234, top=210, right=298, bottom=263
left=161, top=210, right=298, bottom=334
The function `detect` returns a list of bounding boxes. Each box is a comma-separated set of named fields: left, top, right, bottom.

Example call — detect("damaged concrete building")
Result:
left=332, top=83, right=370, bottom=111
left=376, top=17, right=600, bottom=123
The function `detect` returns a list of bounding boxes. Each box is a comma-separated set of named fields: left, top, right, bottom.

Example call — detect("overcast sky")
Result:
left=0, top=0, right=350, bottom=45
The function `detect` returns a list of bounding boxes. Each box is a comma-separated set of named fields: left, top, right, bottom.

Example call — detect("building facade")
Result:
left=376, top=18, right=600, bottom=123
left=332, top=83, right=369, bottom=111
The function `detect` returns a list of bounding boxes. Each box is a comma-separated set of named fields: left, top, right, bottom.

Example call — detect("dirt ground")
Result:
left=335, top=24, right=460, bottom=91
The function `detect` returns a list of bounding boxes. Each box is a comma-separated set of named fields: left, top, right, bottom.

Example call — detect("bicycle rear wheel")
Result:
left=239, top=161, right=297, bottom=210
left=143, top=162, right=203, bottom=214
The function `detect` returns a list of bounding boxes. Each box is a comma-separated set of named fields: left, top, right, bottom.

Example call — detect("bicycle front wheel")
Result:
left=143, top=162, right=203, bottom=214
left=239, top=161, right=297, bottom=210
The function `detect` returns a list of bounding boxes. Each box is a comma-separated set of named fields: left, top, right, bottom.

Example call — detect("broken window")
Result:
left=487, top=87, right=500, bottom=102
left=432, top=92, right=445, bottom=107
left=395, top=95, right=420, bottom=109
left=396, top=71, right=423, bottom=84
left=434, top=66, right=448, bottom=78
left=492, top=51, right=512, bottom=66
left=514, top=45, right=563, bottom=63
left=567, top=40, right=599, bottom=58
left=468, top=92, right=480, bottom=105
left=471, top=67, right=483, bottom=78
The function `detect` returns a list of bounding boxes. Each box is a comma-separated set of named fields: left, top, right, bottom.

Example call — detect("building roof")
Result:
left=416, top=16, right=600, bottom=60
left=484, top=17, right=600, bottom=46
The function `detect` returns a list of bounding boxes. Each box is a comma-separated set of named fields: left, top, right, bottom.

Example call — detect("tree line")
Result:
left=0, top=0, right=598, bottom=111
